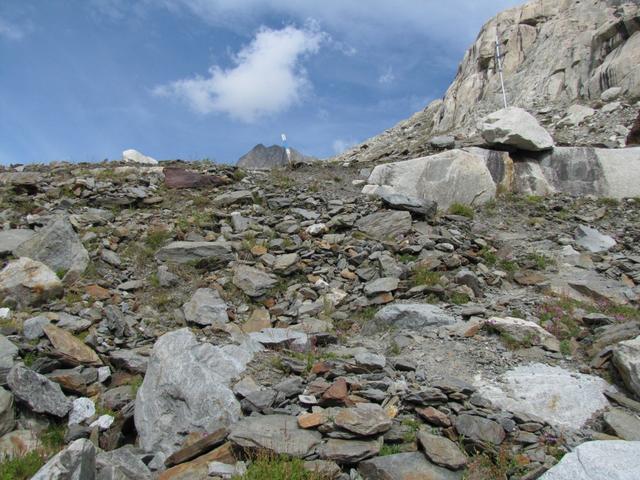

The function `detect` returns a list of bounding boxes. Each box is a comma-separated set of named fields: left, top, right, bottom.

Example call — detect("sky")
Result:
left=0, top=0, right=524, bottom=165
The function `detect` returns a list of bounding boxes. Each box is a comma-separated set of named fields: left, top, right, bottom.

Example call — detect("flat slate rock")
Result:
left=358, top=452, right=463, bottom=480
left=155, top=241, right=233, bottom=264
left=603, top=408, right=640, bottom=441
left=7, top=365, right=71, bottom=417
left=228, top=414, right=321, bottom=458
left=317, top=437, right=381, bottom=464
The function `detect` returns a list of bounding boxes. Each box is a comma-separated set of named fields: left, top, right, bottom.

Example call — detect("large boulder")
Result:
left=155, top=241, right=233, bottom=265
left=31, top=438, right=96, bottom=480
left=122, top=149, right=158, bottom=165
left=0, top=258, right=63, bottom=308
left=364, top=149, right=512, bottom=210
left=479, top=107, right=554, bottom=151
left=486, top=316, right=560, bottom=352
left=613, top=335, right=640, bottom=398
left=539, top=440, right=640, bottom=480
left=163, top=167, right=229, bottom=189
left=356, top=210, right=412, bottom=241
left=0, top=229, right=34, bottom=256
left=476, top=363, right=611, bottom=429
left=13, top=215, right=89, bottom=283
left=134, top=329, right=256, bottom=460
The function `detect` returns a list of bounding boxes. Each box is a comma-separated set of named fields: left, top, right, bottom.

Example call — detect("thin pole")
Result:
left=495, top=31, right=508, bottom=108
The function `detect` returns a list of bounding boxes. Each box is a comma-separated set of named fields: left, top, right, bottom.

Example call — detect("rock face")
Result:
left=122, top=149, right=158, bottom=165
left=539, top=440, right=640, bottom=480
left=479, top=107, right=554, bottom=151
left=332, top=0, right=640, bottom=165
left=134, top=329, right=254, bottom=459
left=237, top=144, right=316, bottom=169
left=13, top=215, right=89, bottom=283
left=364, top=149, right=510, bottom=209
left=0, top=258, right=63, bottom=308
left=477, top=363, right=611, bottom=429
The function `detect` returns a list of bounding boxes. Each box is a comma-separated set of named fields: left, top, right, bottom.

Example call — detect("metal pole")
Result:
left=495, top=31, right=508, bottom=109
left=281, top=133, right=292, bottom=168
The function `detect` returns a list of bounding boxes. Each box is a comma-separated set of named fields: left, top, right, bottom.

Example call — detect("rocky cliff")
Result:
left=332, top=0, right=640, bottom=164
left=237, top=144, right=316, bottom=169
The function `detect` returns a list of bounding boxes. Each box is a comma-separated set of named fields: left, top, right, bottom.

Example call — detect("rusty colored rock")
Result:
left=298, top=412, right=327, bottom=429
left=417, top=406, right=451, bottom=427
left=159, top=442, right=235, bottom=480
left=163, top=167, right=230, bottom=189
left=321, top=378, right=349, bottom=405
left=85, top=284, right=111, bottom=300
left=165, top=428, right=228, bottom=467
left=43, top=324, right=103, bottom=366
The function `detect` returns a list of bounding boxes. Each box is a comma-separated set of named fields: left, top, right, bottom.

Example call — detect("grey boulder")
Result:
left=613, top=335, right=640, bottom=398
left=0, top=258, right=63, bottom=308
left=13, top=215, right=89, bottom=283
left=0, top=335, right=18, bottom=385
left=479, top=107, right=554, bottom=151
left=0, top=387, right=15, bottom=436
left=575, top=225, right=616, bottom=253
left=32, top=438, right=96, bottom=480
left=232, top=264, right=278, bottom=297
left=365, top=303, right=456, bottom=333
left=359, top=452, right=462, bottom=480
left=182, top=288, right=228, bottom=326
left=377, top=188, right=437, bottom=218
left=356, top=210, right=412, bottom=241
left=0, top=229, right=34, bottom=255
left=7, top=365, right=71, bottom=417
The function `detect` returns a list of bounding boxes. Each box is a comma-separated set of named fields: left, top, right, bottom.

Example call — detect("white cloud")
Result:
left=332, top=138, right=357, bottom=154
left=0, top=17, right=25, bottom=41
left=378, top=66, right=394, bottom=85
left=154, top=25, right=324, bottom=122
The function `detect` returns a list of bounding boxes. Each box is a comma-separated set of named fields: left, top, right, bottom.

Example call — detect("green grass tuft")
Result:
left=448, top=203, right=474, bottom=219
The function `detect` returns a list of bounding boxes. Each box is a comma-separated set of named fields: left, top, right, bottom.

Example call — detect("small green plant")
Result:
left=449, top=292, right=470, bottom=305
left=95, top=405, right=116, bottom=417
left=379, top=444, right=403, bottom=456
left=597, top=197, right=619, bottom=207
left=398, top=253, right=417, bottom=263
left=41, top=424, right=66, bottom=451
left=478, top=247, right=497, bottom=266
left=22, top=352, right=37, bottom=367
left=448, top=203, right=474, bottom=219
left=559, top=339, right=571, bottom=356
left=527, top=253, right=554, bottom=270
left=145, top=229, right=171, bottom=250
left=525, top=195, right=544, bottom=205
left=355, top=306, right=377, bottom=323
left=498, top=260, right=518, bottom=274
left=233, top=454, right=329, bottom=480
left=411, top=266, right=441, bottom=287
left=130, top=376, right=144, bottom=396
left=0, top=451, right=46, bottom=480
left=55, top=268, right=68, bottom=279
left=388, top=341, right=401, bottom=356
left=232, top=169, right=247, bottom=181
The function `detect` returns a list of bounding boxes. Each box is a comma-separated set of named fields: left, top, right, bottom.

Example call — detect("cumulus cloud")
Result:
left=332, top=138, right=357, bottom=154
left=154, top=25, right=325, bottom=122
left=0, top=17, right=25, bottom=40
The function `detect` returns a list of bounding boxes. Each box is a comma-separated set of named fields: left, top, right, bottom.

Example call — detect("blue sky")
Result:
left=0, top=0, right=523, bottom=165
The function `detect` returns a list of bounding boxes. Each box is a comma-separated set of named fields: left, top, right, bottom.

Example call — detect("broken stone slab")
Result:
left=613, top=335, right=640, bottom=398
left=182, top=288, right=228, bottom=327
left=68, top=397, right=95, bottom=426
left=358, top=452, right=462, bottom=480
left=0, top=229, right=34, bottom=255
left=43, top=324, right=103, bottom=366
left=31, top=438, right=96, bottom=480
left=364, top=303, right=456, bottom=334
left=232, top=264, right=278, bottom=297
left=355, top=210, right=412, bottom=241
left=603, top=408, right=640, bottom=441
left=0, top=387, right=15, bottom=436
left=376, top=187, right=438, bottom=218
left=0, top=258, right=63, bottom=308
left=134, top=328, right=255, bottom=459
left=7, top=365, right=71, bottom=417
left=213, top=190, right=254, bottom=208
left=228, top=414, right=321, bottom=458
left=96, top=445, right=152, bottom=480
left=248, top=328, right=308, bottom=351
left=476, top=363, right=612, bottom=429
left=538, top=440, right=640, bottom=480
left=163, top=167, right=229, bottom=189
left=158, top=442, right=235, bottom=480
left=575, top=225, right=617, bottom=253
left=164, top=428, right=228, bottom=467
left=13, top=214, right=89, bottom=284
left=485, top=316, right=560, bottom=352
left=417, top=429, right=467, bottom=470
left=122, top=149, right=158, bottom=165
left=454, top=414, right=505, bottom=445
left=479, top=107, right=554, bottom=151
left=334, top=403, right=392, bottom=436
left=155, top=241, right=233, bottom=264
left=364, top=277, right=399, bottom=296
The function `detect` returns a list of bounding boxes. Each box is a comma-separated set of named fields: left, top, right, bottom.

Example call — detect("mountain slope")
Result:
left=332, top=0, right=640, bottom=164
